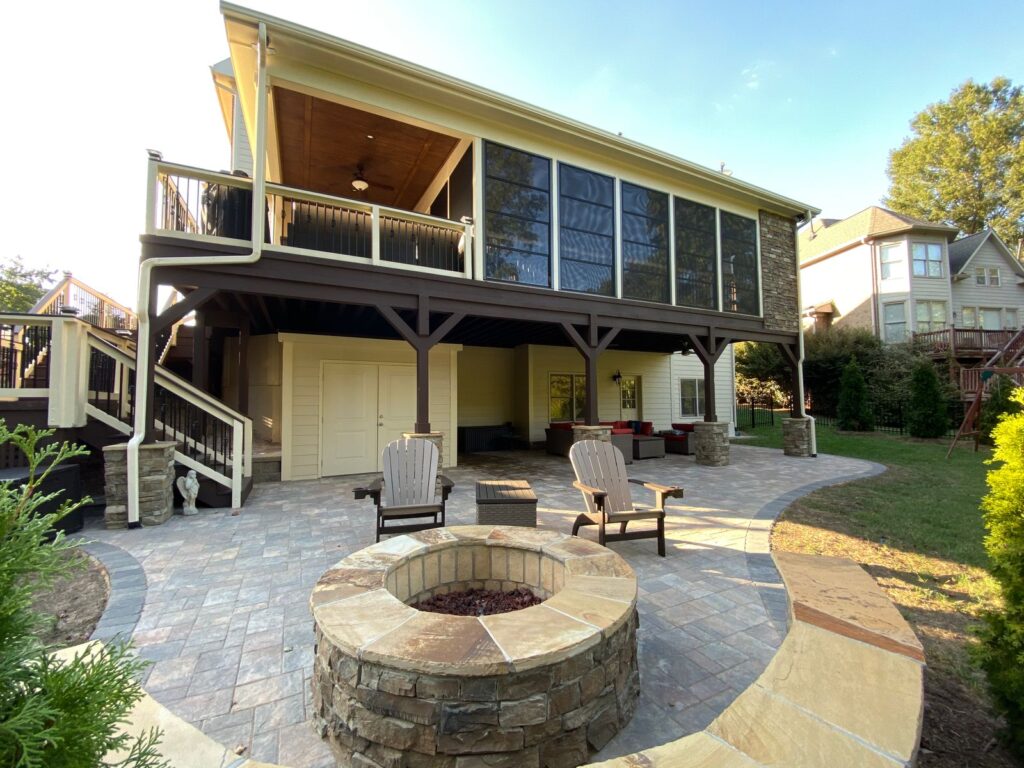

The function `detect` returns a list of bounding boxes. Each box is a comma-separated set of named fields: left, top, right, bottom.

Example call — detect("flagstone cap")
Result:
left=311, top=525, right=637, bottom=676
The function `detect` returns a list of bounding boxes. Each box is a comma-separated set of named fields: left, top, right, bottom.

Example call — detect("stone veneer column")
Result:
left=782, top=416, right=814, bottom=457
left=102, top=441, right=177, bottom=528
left=693, top=422, right=730, bottom=467
left=572, top=425, right=612, bottom=444
left=402, top=431, right=444, bottom=464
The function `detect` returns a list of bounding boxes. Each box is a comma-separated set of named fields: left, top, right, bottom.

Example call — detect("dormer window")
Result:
left=911, top=243, right=943, bottom=278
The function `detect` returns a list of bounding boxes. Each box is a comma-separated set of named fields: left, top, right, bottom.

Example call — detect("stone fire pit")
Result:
left=312, top=525, right=639, bottom=767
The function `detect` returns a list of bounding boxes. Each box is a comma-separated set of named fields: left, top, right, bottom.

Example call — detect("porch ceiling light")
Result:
left=352, top=178, right=370, bottom=192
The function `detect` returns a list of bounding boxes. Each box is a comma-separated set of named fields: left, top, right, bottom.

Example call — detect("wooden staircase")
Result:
left=947, top=328, right=1024, bottom=456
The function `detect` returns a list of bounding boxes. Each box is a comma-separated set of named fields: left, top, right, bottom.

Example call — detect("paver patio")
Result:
left=75, top=445, right=881, bottom=767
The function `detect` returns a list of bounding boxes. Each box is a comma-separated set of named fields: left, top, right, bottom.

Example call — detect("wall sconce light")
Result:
left=612, top=370, right=622, bottom=384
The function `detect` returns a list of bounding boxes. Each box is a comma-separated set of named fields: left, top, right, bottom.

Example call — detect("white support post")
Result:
left=462, top=221, right=474, bottom=279
left=551, top=159, right=560, bottom=291
left=668, top=195, right=677, bottom=306
left=243, top=418, right=253, bottom=478
left=371, top=205, right=381, bottom=265
left=231, top=419, right=244, bottom=509
left=47, top=317, right=88, bottom=428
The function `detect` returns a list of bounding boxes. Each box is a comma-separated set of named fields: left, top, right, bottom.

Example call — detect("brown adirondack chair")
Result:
left=354, top=438, right=453, bottom=542
left=569, top=440, right=683, bottom=557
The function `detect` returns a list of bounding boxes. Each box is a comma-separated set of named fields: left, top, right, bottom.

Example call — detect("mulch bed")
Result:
left=412, top=587, right=541, bottom=616
left=31, top=549, right=109, bottom=647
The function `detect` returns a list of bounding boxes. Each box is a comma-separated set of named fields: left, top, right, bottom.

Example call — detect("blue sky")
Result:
left=2, top=0, right=1022, bottom=306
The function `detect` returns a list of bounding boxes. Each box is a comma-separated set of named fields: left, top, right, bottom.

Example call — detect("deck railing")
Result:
left=148, top=159, right=472, bottom=278
left=914, top=327, right=1013, bottom=355
left=32, top=276, right=137, bottom=331
left=0, top=320, right=52, bottom=391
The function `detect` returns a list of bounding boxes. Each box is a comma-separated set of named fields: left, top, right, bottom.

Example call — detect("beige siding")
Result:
left=525, top=345, right=735, bottom=441
left=249, top=334, right=282, bottom=443
left=907, top=236, right=953, bottom=327
left=280, top=334, right=458, bottom=480
left=670, top=348, right=736, bottom=426
left=952, top=239, right=1024, bottom=326
left=457, top=346, right=515, bottom=426
left=800, top=243, right=876, bottom=333
left=231, top=95, right=253, bottom=175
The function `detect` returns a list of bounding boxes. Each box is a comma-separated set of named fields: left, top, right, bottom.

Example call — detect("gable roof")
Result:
left=948, top=229, right=1024, bottom=277
left=220, top=2, right=819, bottom=221
left=798, top=206, right=958, bottom=264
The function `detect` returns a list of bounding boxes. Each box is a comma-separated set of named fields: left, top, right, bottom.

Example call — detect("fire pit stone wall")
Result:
left=311, top=525, right=640, bottom=768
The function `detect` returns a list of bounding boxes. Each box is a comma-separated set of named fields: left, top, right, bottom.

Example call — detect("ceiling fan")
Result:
left=350, top=163, right=395, bottom=194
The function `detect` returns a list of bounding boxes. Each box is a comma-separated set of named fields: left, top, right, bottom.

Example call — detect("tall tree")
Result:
left=0, top=257, right=56, bottom=312
left=885, top=78, right=1024, bottom=248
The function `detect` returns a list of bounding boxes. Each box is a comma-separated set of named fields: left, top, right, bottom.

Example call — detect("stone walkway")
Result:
left=76, top=445, right=881, bottom=767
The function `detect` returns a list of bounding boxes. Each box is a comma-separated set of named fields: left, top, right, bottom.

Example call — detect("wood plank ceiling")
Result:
left=273, top=87, right=461, bottom=211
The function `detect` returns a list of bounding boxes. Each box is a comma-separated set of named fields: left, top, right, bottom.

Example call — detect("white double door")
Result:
left=321, top=362, right=417, bottom=476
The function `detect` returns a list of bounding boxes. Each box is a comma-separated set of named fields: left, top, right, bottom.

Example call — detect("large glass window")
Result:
left=674, top=198, right=718, bottom=309
left=915, top=300, right=947, bottom=332
left=720, top=211, right=759, bottom=314
left=549, top=374, right=587, bottom=421
left=484, top=142, right=551, bottom=287
left=962, top=306, right=977, bottom=328
left=911, top=243, right=943, bottom=278
left=880, top=243, right=901, bottom=280
left=620, top=182, right=669, bottom=303
left=680, top=379, right=704, bottom=417
left=883, top=302, right=907, bottom=342
left=558, top=164, right=615, bottom=295
left=981, top=307, right=1002, bottom=331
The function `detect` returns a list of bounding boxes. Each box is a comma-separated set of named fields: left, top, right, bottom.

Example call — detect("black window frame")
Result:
left=620, top=181, right=670, bottom=304
left=674, top=197, right=719, bottom=310
left=557, top=163, right=616, bottom=296
left=719, top=210, right=759, bottom=315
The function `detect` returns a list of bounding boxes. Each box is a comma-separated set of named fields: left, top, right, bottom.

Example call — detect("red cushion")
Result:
left=549, top=422, right=573, bottom=430
left=613, top=421, right=630, bottom=430
left=671, top=423, right=696, bottom=432
left=610, top=428, right=633, bottom=435
left=639, top=422, right=654, bottom=436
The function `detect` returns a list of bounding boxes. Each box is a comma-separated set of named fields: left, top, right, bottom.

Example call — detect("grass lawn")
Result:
left=737, top=420, right=1017, bottom=768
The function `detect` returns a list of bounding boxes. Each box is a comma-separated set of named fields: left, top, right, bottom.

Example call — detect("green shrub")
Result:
left=0, top=423, right=167, bottom=768
left=837, top=359, right=875, bottom=431
left=980, top=375, right=1023, bottom=445
left=804, top=328, right=882, bottom=416
left=976, top=389, right=1024, bottom=755
left=906, top=361, right=949, bottom=438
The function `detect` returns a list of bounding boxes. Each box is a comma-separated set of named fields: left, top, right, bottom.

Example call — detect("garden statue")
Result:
left=176, top=470, right=200, bottom=516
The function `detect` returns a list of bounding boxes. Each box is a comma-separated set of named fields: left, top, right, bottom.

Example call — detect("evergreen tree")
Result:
left=975, top=388, right=1024, bottom=755
left=980, top=375, right=1023, bottom=445
left=836, top=359, right=874, bottom=431
left=0, top=423, right=167, bottom=768
left=906, top=361, right=949, bottom=438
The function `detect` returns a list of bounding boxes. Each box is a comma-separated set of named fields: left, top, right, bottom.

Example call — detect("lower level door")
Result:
left=321, top=362, right=378, bottom=476
left=377, top=364, right=418, bottom=469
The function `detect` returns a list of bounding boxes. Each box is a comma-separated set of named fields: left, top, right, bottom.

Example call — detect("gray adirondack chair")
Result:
left=353, top=438, right=453, bottom=542
left=569, top=440, right=683, bottom=557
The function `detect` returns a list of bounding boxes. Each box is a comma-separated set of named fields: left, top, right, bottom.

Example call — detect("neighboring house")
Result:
left=0, top=5, right=815, bottom=515
left=798, top=206, right=960, bottom=342
left=799, top=206, right=1024, bottom=397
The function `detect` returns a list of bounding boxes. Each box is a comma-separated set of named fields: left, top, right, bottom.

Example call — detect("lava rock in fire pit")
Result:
left=412, top=586, right=541, bottom=616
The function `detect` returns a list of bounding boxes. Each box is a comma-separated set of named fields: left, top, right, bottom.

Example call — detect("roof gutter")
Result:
left=125, top=21, right=270, bottom=526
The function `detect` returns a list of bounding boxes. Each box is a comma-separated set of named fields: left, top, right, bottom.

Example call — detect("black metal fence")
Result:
left=808, top=398, right=968, bottom=438
left=735, top=397, right=777, bottom=430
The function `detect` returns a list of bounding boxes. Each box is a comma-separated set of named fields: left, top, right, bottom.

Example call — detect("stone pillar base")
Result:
left=102, top=441, right=177, bottom=527
left=402, top=431, right=444, bottom=465
left=693, top=422, right=730, bottom=467
left=572, top=424, right=612, bottom=444
left=783, top=416, right=815, bottom=457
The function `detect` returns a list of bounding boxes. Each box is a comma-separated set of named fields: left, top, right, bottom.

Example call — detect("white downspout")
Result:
left=127, top=22, right=270, bottom=526
left=798, top=212, right=816, bottom=457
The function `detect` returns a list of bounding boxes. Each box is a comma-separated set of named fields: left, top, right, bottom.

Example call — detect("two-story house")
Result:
left=798, top=206, right=960, bottom=342
left=0, top=4, right=816, bottom=525
left=799, top=206, right=1024, bottom=397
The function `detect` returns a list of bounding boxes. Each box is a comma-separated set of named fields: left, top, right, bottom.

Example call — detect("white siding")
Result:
left=280, top=335, right=458, bottom=480
left=457, top=347, right=515, bottom=426
left=524, top=344, right=735, bottom=441
left=800, top=243, right=876, bottom=333
left=952, top=239, right=1024, bottom=327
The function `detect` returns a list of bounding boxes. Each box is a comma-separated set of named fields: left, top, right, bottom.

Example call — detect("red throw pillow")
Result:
left=610, top=428, right=633, bottom=435
left=639, top=422, right=654, bottom=436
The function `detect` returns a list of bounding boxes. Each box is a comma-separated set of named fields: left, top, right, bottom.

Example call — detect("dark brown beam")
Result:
left=152, top=287, right=217, bottom=335
left=562, top=319, right=621, bottom=425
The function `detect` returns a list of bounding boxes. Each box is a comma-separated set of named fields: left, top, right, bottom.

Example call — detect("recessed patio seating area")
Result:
left=75, top=446, right=900, bottom=767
